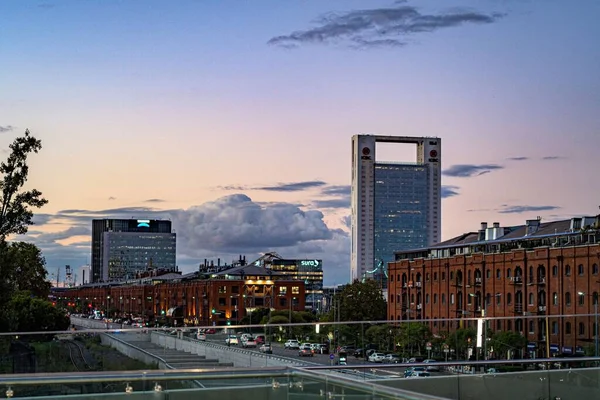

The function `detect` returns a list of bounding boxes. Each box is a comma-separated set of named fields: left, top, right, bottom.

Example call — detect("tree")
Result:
left=2, top=291, right=70, bottom=335
left=446, top=328, right=476, bottom=359
left=396, top=323, right=431, bottom=356
left=0, top=242, right=51, bottom=299
left=332, top=279, right=387, bottom=322
left=0, top=129, right=48, bottom=240
left=489, top=330, right=526, bottom=359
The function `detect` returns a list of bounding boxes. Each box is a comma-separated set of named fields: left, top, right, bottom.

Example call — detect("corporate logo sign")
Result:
left=297, top=260, right=322, bottom=269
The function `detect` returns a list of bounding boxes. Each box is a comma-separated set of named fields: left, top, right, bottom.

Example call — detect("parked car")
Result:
left=284, top=339, right=300, bottom=349
left=242, top=338, right=258, bottom=348
left=259, top=344, right=273, bottom=354
left=384, top=354, right=400, bottom=363
left=196, top=333, right=206, bottom=341
left=368, top=352, right=386, bottom=363
left=298, top=344, right=314, bottom=357
left=254, top=335, right=266, bottom=344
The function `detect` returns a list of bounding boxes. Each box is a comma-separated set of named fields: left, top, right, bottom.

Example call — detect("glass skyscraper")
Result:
left=351, top=135, right=441, bottom=287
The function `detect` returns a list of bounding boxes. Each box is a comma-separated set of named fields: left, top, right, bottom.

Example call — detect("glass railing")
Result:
left=0, top=366, right=448, bottom=399
left=2, top=315, right=600, bottom=399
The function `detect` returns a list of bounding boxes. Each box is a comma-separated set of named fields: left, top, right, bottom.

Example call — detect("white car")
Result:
left=225, top=335, right=238, bottom=345
left=242, top=338, right=257, bottom=348
left=284, top=339, right=300, bottom=349
left=368, top=352, right=386, bottom=363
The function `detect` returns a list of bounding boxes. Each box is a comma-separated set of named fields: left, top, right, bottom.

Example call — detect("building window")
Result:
left=279, top=287, right=287, bottom=295
left=231, top=286, right=239, bottom=294
left=497, top=294, right=501, bottom=305
left=486, top=269, right=491, bottom=279
left=507, top=320, right=512, bottom=331
left=529, top=293, right=534, bottom=305
left=218, top=286, right=227, bottom=294
left=450, top=271, right=454, bottom=280
left=497, top=320, right=502, bottom=330
left=496, top=269, right=501, bottom=279
left=441, top=294, right=446, bottom=304
left=594, top=292, right=599, bottom=305
left=529, top=320, right=535, bottom=334
left=434, top=294, right=438, bottom=304
left=426, top=294, right=430, bottom=304
left=426, top=273, right=430, bottom=281
left=593, top=264, right=599, bottom=275
left=552, top=265, right=558, bottom=276
left=552, top=321, right=558, bottom=335
left=507, top=293, right=512, bottom=305
left=390, top=274, right=394, bottom=282
left=578, top=264, right=584, bottom=275
left=434, top=272, right=438, bottom=281
left=218, top=298, right=226, bottom=306
left=279, top=298, right=287, bottom=307
left=486, top=293, right=491, bottom=306
left=450, top=293, right=455, bottom=305
left=442, top=272, right=445, bottom=281
left=565, top=292, right=571, bottom=306
left=579, top=293, right=585, bottom=306
left=292, top=286, right=300, bottom=295
left=565, top=265, right=571, bottom=276
left=553, top=292, right=558, bottom=305
left=579, top=322, right=585, bottom=335
left=507, top=269, right=512, bottom=278
left=565, top=322, right=571, bottom=335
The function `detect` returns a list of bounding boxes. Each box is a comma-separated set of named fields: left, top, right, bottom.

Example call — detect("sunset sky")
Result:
left=1, top=0, right=599, bottom=285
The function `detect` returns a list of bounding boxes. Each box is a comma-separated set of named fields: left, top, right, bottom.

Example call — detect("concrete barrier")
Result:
left=150, top=332, right=318, bottom=368
left=377, top=367, right=600, bottom=400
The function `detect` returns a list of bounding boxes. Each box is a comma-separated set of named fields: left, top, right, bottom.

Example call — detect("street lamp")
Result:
left=578, top=291, right=598, bottom=357
left=288, top=296, right=297, bottom=338
left=469, top=293, right=501, bottom=361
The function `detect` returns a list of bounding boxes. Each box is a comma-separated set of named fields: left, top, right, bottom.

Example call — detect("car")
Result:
left=315, top=343, right=329, bottom=354
left=298, top=344, right=314, bottom=357
left=197, top=333, right=206, bottom=341
left=384, top=354, right=400, bottom=363
left=259, top=344, right=273, bottom=354
left=407, top=371, right=430, bottom=378
left=254, top=335, right=266, bottom=344
left=242, top=338, right=257, bottom=348
left=423, top=359, right=440, bottom=372
left=368, top=352, right=386, bottom=363
left=284, top=339, right=300, bottom=349
left=404, top=367, right=427, bottom=378
left=225, top=335, right=238, bottom=345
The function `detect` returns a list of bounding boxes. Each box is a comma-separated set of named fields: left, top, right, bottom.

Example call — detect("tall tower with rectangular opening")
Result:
left=351, top=135, right=441, bottom=285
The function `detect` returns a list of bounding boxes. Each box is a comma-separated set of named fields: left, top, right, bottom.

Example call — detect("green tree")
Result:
left=0, top=129, right=48, bottom=240
left=489, top=330, right=526, bottom=359
left=0, top=241, right=51, bottom=298
left=396, top=322, right=431, bottom=356
left=330, top=279, right=387, bottom=322
left=2, top=291, right=70, bottom=335
left=446, top=328, right=476, bottom=359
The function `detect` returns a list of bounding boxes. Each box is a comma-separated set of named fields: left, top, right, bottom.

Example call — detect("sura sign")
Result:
left=298, top=259, right=322, bottom=268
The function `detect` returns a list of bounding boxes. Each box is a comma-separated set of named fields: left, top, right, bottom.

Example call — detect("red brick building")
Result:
left=388, top=216, right=600, bottom=357
left=55, top=264, right=305, bottom=326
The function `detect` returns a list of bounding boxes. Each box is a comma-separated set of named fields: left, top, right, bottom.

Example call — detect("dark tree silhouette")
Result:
left=0, top=129, right=48, bottom=240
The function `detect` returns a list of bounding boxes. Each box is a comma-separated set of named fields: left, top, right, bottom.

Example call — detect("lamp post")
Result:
left=288, top=296, right=297, bottom=338
left=578, top=291, right=598, bottom=357
left=469, top=293, right=501, bottom=361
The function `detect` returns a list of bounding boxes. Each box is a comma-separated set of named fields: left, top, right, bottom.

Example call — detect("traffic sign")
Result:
left=443, top=344, right=450, bottom=353
left=330, top=354, right=335, bottom=360
left=426, top=342, right=432, bottom=351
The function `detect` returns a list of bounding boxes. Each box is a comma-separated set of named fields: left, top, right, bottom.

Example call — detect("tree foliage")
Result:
left=0, top=129, right=48, bottom=240
left=489, top=330, right=526, bottom=359
left=0, top=241, right=51, bottom=299
left=334, top=279, right=387, bottom=322
left=2, top=291, right=70, bottom=335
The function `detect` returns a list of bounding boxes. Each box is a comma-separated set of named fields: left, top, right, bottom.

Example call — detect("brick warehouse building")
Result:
left=55, top=264, right=305, bottom=326
left=388, top=216, right=600, bottom=357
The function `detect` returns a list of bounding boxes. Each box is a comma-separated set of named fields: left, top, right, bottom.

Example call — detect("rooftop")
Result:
left=395, top=215, right=600, bottom=256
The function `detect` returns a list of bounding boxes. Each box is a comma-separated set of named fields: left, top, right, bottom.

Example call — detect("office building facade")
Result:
left=388, top=216, right=600, bottom=356
left=91, top=219, right=175, bottom=282
left=351, top=135, right=441, bottom=284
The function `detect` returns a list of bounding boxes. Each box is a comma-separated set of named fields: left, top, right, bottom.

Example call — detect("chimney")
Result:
left=217, top=258, right=221, bottom=267
left=493, top=222, right=500, bottom=228
left=526, top=219, right=541, bottom=236
left=478, top=222, right=487, bottom=241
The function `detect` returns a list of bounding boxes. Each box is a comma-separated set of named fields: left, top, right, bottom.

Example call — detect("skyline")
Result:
left=1, top=0, right=599, bottom=285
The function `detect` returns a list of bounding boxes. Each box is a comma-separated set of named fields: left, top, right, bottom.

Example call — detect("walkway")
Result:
left=109, top=333, right=233, bottom=369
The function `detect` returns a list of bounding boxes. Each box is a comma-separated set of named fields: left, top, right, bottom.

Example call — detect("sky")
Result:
left=1, top=0, right=599, bottom=286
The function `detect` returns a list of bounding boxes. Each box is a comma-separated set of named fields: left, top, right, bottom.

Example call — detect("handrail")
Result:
left=103, top=332, right=174, bottom=370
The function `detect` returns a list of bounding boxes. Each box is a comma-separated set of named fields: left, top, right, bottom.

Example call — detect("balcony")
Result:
left=538, top=305, right=547, bottom=313
left=416, top=304, right=422, bottom=310
left=474, top=277, right=482, bottom=286
left=414, top=281, right=422, bottom=288
left=451, top=280, right=463, bottom=288
left=509, top=276, right=523, bottom=285
left=514, top=303, right=524, bottom=314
